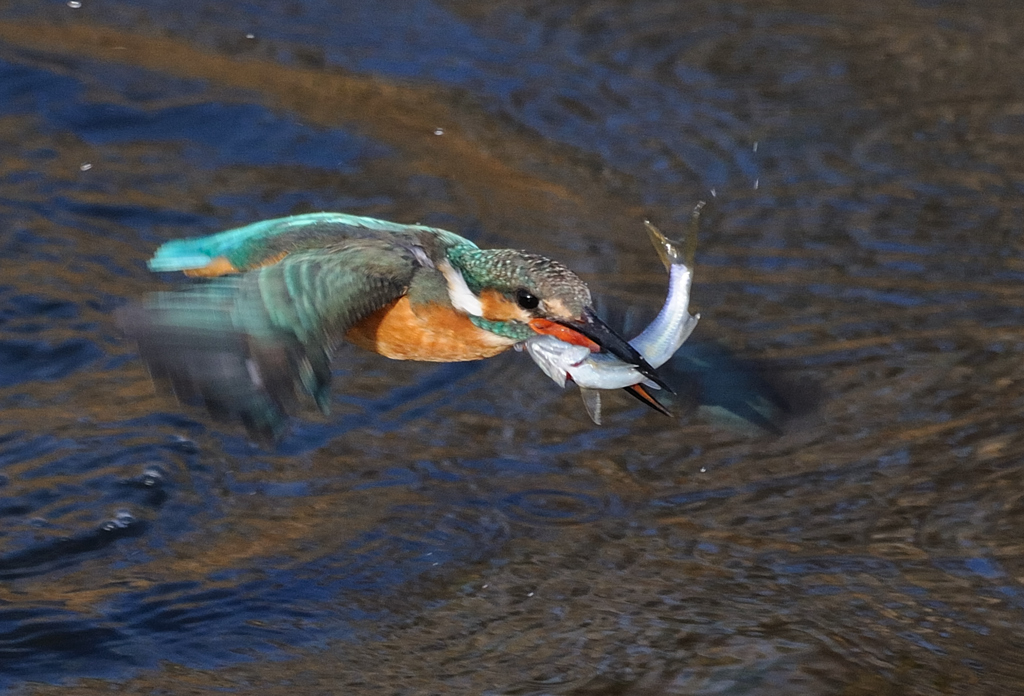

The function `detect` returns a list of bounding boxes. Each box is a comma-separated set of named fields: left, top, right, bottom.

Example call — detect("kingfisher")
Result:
left=119, top=212, right=669, bottom=442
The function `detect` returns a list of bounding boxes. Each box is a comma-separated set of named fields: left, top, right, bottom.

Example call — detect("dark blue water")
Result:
left=1, top=1, right=1024, bottom=693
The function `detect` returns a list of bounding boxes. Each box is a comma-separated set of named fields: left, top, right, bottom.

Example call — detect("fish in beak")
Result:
left=530, top=307, right=673, bottom=393
left=521, top=209, right=707, bottom=422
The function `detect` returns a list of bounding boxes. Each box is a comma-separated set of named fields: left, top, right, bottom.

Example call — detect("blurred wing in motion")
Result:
left=119, top=240, right=420, bottom=443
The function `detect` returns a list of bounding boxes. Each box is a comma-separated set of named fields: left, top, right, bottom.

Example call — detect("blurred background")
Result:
left=1, top=1, right=1023, bottom=693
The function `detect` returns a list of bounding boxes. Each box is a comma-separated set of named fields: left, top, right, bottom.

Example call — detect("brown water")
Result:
left=1, top=0, right=1023, bottom=693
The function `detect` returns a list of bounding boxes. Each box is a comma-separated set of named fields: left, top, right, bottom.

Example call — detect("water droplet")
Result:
left=104, top=510, right=135, bottom=531
left=527, top=591, right=534, bottom=597
left=699, top=466, right=707, bottom=473
left=246, top=33, right=255, bottom=39
left=753, top=178, right=759, bottom=190
left=142, top=466, right=165, bottom=487
left=752, top=141, right=759, bottom=152
left=79, top=162, right=92, bottom=171
left=170, top=436, right=198, bottom=453
left=67, top=0, right=82, bottom=7
left=709, top=188, right=717, bottom=198
left=433, top=128, right=444, bottom=136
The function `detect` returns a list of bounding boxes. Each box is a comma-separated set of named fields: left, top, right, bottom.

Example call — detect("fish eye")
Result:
left=515, top=288, right=540, bottom=310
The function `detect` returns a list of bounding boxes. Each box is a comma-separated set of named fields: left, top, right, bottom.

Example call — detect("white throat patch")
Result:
left=438, top=259, right=484, bottom=317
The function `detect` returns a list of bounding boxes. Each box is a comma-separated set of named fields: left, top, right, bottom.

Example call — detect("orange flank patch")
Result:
left=181, top=251, right=289, bottom=278
left=183, top=256, right=239, bottom=278
left=528, top=318, right=600, bottom=352
left=249, top=251, right=289, bottom=270
left=345, top=297, right=515, bottom=361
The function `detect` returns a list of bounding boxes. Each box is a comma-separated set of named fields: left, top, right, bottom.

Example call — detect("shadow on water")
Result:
left=1, top=0, right=1024, bottom=693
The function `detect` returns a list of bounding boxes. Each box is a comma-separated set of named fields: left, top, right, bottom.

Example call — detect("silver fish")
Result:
left=519, top=204, right=703, bottom=423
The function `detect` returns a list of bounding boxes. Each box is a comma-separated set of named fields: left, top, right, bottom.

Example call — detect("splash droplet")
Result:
left=103, top=510, right=135, bottom=531
left=79, top=163, right=92, bottom=171
left=142, top=466, right=165, bottom=487
left=67, top=0, right=82, bottom=7
left=433, top=128, right=444, bottom=136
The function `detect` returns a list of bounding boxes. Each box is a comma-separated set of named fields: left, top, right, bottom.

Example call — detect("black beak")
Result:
left=557, top=307, right=674, bottom=393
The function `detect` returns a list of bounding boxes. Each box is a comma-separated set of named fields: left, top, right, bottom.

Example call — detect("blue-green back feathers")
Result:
left=148, top=212, right=477, bottom=273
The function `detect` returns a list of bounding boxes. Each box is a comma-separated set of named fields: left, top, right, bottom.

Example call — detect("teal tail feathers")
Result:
left=146, top=216, right=310, bottom=272
left=147, top=246, right=219, bottom=272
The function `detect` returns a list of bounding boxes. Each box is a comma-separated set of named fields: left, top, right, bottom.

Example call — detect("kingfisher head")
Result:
left=444, top=247, right=665, bottom=386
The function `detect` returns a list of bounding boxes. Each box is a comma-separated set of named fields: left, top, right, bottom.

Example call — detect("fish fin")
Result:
left=679, top=313, right=701, bottom=344
left=625, top=384, right=673, bottom=417
left=542, top=363, right=569, bottom=389
left=579, top=387, right=602, bottom=425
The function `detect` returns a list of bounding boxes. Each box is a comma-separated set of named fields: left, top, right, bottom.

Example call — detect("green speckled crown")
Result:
left=450, top=248, right=591, bottom=310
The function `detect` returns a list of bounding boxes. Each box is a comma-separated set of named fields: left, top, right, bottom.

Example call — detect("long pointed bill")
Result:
left=529, top=308, right=673, bottom=392
left=625, top=384, right=672, bottom=417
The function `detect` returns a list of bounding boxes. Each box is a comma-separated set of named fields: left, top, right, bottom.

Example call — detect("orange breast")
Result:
left=344, top=297, right=515, bottom=361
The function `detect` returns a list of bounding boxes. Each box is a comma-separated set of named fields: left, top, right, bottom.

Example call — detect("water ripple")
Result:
left=501, top=489, right=609, bottom=527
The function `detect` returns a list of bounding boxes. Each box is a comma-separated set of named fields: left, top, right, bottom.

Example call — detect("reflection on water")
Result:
left=1, top=0, right=1024, bottom=693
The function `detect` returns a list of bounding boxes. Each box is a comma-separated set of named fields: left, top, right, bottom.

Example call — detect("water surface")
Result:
left=1, top=0, right=1023, bottom=693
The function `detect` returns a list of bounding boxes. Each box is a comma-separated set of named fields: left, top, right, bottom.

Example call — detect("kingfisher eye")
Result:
left=515, top=289, right=540, bottom=310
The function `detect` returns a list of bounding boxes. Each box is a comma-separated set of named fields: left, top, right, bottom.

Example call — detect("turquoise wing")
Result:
left=147, top=212, right=476, bottom=274
left=121, top=239, right=422, bottom=442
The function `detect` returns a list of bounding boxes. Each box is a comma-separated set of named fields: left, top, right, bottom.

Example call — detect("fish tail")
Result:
left=643, top=200, right=704, bottom=271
